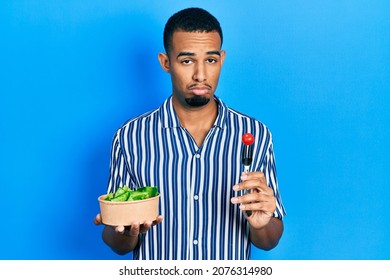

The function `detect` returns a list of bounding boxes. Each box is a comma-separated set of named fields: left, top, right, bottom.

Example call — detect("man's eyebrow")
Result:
left=206, top=50, right=221, bottom=56
left=177, top=52, right=195, bottom=58
left=176, top=50, right=221, bottom=59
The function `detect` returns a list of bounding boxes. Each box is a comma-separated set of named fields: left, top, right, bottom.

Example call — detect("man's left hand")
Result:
left=231, top=171, right=276, bottom=229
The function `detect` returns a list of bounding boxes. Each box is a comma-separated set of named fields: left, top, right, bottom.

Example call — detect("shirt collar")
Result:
left=159, top=95, right=228, bottom=129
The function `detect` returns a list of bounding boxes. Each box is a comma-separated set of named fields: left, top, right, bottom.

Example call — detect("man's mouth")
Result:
left=189, top=85, right=212, bottom=96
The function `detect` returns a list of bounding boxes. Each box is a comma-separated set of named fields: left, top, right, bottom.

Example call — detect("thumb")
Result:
left=115, top=225, right=125, bottom=234
left=94, top=214, right=102, bottom=225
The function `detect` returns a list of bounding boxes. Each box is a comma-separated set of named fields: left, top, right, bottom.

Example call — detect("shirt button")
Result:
left=195, top=154, right=201, bottom=158
left=194, top=195, right=199, bottom=200
left=193, top=240, right=198, bottom=245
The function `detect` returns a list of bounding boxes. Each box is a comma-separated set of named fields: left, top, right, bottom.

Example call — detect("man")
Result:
left=94, top=7, right=286, bottom=260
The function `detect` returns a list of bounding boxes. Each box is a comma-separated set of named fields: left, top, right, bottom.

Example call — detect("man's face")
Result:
left=159, top=31, right=225, bottom=109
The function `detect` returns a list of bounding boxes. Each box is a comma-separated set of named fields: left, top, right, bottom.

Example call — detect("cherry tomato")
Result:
left=242, top=133, right=255, bottom=145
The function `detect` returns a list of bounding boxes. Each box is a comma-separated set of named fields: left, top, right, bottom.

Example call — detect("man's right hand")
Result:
left=94, top=213, right=163, bottom=255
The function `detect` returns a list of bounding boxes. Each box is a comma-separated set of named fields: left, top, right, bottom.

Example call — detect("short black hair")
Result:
left=163, top=7, right=223, bottom=53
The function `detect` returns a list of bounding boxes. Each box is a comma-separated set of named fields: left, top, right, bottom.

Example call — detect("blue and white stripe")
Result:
left=107, top=95, right=286, bottom=260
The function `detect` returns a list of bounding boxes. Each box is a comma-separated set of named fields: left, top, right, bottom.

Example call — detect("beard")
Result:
left=185, top=96, right=210, bottom=107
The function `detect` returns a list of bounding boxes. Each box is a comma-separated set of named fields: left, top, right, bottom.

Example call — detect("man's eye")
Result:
left=182, top=59, right=192, bottom=65
left=207, top=58, right=217, bottom=63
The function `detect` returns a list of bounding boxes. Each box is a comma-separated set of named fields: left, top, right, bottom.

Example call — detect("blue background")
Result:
left=1, top=1, right=389, bottom=260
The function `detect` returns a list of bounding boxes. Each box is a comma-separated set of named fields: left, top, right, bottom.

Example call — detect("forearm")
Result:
left=102, top=226, right=139, bottom=255
left=249, top=217, right=284, bottom=251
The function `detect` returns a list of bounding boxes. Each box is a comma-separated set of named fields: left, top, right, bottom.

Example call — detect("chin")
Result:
left=185, top=96, right=210, bottom=107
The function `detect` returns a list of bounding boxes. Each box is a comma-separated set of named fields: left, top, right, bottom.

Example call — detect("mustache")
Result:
left=188, top=83, right=212, bottom=90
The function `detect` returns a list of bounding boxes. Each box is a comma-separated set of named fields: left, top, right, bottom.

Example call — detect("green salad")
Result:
left=105, top=185, right=159, bottom=202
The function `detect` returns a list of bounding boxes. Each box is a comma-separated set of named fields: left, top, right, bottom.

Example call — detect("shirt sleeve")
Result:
left=106, top=130, right=132, bottom=194
left=262, top=140, right=287, bottom=219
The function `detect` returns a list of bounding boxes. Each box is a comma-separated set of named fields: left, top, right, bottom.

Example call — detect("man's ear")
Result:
left=220, top=50, right=226, bottom=66
left=158, top=52, right=170, bottom=72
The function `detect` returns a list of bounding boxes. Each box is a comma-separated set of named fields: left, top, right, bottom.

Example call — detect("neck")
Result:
left=172, top=96, right=218, bottom=147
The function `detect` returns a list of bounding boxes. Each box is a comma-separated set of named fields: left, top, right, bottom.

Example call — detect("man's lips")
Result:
left=189, top=85, right=212, bottom=96
left=191, top=88, right=209, bottom=95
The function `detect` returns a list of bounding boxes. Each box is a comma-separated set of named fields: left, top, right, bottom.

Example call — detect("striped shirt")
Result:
left=107, top=95, right=286, bottom=260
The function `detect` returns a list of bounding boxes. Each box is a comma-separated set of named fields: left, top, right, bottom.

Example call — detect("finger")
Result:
left=93, top=214, right=102, bottom=225
left=233, top=179, right=270, bottom=193
left=115, top=225, right=125, bottom=234
left=152, top=215, right=164, bottom=226
left=137, top=216, right=164, bottom=234
left=231, top=192, right=271, bottom=204
left=126, top=222, right=141, bottom=237
left=140, top=221, right=153, bottom=234
left=252, top=182, right=275, bottom=196
left=239, top=202, right=275, bottom=216
left=241, top=171, right=266, bottom=183
left=114, top=222, right=142, bottom=236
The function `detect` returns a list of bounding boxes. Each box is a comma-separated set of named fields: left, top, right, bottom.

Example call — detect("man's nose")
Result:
left=193, top=62, right=207, bottom=82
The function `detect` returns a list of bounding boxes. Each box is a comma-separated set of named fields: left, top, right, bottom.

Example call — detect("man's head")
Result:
left=159, top=8, right=225, bottom=109
left=163, top=7, right=223, bottom=54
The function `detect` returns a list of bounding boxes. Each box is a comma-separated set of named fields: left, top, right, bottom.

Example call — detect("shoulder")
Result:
left=122, top=109, right=159, bottom=129
left=217, top=96, right=270, bottom=131
left=225, top=105, right=272, bottom=138
left=114, top=96, right=173, bottom=136
left=112, top=108, right=160, bottom=141
left=220, top=100, right=274, bottom=157
left=117, top=109, right=159, bottom=131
